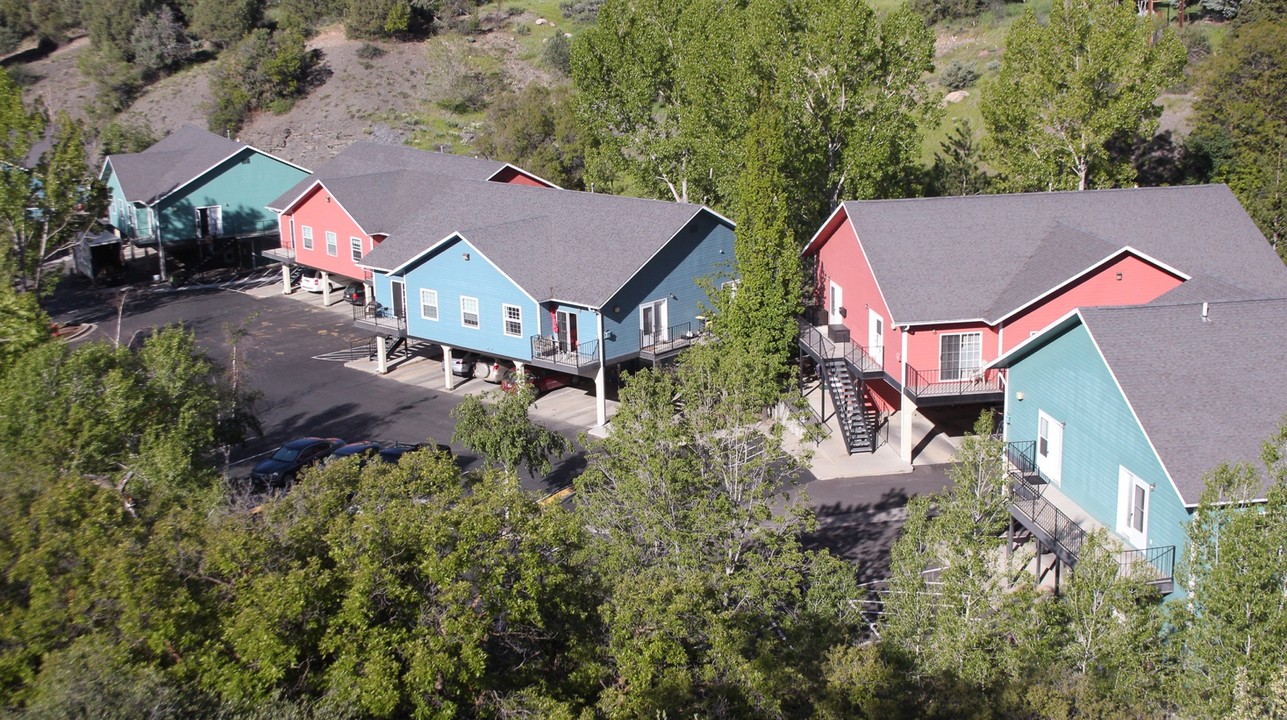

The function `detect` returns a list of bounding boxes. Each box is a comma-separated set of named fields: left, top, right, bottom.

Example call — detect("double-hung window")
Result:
left=302, top=226, right=314, bottom=250
left=325, top=231, right=338, bottom=256
left=503, top=304, right=522, bottom=337
left=420, top=289, right=438, bottom=320
left=350, top=237, right=363, bottom=262
left=461, top=296, right=480, bottom=329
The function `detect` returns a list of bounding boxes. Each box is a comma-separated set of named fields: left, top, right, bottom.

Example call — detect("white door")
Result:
left=868, top=309, right=884, bottom=367
left=640, top=299, right=668, bottom=347
left=556, top=309, right=578, bottom=353
left=1117, top=467, right=1150, bottom=548
left=829, top=282, right=843, bottom=324
left=1036, top=410, right=1064, bottom=485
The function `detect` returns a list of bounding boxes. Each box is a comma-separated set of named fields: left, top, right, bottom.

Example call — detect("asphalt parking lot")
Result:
left=45, top=275, right=953, bottom=577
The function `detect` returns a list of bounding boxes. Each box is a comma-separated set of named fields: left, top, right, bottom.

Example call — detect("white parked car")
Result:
left=299, top=269, right=343, bottom=293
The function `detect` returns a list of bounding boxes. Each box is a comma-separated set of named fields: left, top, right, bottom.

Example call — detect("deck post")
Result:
left=1034, top=540, right=1042, bottom=581
left=281, top=264, right=292, bottom=294
left=442, top=344, right=456, bottom=389
left=1054, top=557, right=1062, bottom=596
left=1006, top=518, right=1013, bottom=561
left=595, top=310, right=607, bottom=427
left=375, top=335, right=388, bottom=375
left=321, top=271, right=332, bottom=306
left=899, top=330, right=914, bottom=463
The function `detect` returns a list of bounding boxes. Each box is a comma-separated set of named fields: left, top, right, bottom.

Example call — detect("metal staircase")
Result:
left=820, top=358, right=876, bottom=454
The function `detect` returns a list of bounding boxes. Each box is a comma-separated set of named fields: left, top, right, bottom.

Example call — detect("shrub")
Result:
left=206, top=28, right=318, bottom=135
left=542, top=32, right=570, bottom=75
left=559, top=0, right=604, bottom=22
left=941, top=60, right=978, bottom=90
left=0, top=25, right=21, bottom=55
left=128, top=7, right=194, bottom=75
left=355, top=42, right=385, bottom=59
left=99, top=116, right=159, bottom=155
left=437, top=68, right=507, bottom=113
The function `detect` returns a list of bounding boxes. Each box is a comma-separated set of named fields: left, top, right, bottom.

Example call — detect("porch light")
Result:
left=1015, top=391, right=1024, bottom=401
left=462, top=252, right=470, bottom=261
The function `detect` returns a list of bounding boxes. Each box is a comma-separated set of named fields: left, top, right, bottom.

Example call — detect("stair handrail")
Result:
left=1009, top=476, right=1086, bottom=563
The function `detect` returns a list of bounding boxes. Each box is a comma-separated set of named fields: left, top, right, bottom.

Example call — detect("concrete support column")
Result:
left=363, top=281, right=372, bottom=307
left=321, top=271, right=332, bottom=306
left=515, top=361, right=525, bottom=377
left=595, top=309, right=607, bottom=428
left=442, top=345, right=457, bottom=390
left=375, top=335, right=388, bottom=375
left=281, top=265, right=292, bottom=294
left=900, top=394, right=917, bottom=464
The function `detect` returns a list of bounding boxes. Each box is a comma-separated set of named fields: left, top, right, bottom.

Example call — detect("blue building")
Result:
left=993, top=298, right=1287, bottom=596
left=338, top=171, right=735, bottom=427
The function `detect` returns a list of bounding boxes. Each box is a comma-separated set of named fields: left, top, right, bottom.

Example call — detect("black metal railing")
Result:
left=1005, top=441, right=1039, bottom=479
left=531, top=335, right=599, bottom=368
left=640, top=322, right=697, bottom=356
left=796, top=317, right=881, bottom=375
left=1118, top=545, right=1176, bottom=588
left=905, top=364, right=1004, bottom=399
left=354, top=302, right=406, bottom=334
left=1010, top=476, right=1086, bottom=564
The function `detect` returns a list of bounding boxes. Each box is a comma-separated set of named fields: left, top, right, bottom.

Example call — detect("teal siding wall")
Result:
left=154, top=149, right=308, bottom=245
left=600, top=212, right=735, bottom=363
left=103, top=168, right=132, bottom=236
left=391, top=237, right=540, bottom=360
left=1004, top=323, right=1191, bottom=563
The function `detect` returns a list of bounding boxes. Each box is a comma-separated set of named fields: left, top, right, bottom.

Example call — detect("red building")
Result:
left=800, top=185, right=1287, bottom=461
left=266, top=142, right=555, bottom=302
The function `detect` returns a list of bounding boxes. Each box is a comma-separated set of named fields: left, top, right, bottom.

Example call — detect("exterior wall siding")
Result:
left=903, top=322, right=1000, bottom=377
left=154, top=149, right=308, bottom=245
left=283, top=185, right=374, bottom=281
left=1004, top=323, right=1190, bottom=563
left=811, top=214, right=901, bottom=371
left=396, top=237, right=539, bottom=361
left=600, top=212, right=735, bottom=363
left=1001, top=255, right=1184, bottom=353
left=488, top=167, right=554, bottom=187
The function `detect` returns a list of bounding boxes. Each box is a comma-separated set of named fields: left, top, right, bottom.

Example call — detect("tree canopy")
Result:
left=981, top=0, right=1185, bottom=191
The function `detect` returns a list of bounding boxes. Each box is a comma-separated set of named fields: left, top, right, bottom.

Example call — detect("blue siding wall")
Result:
left=601, top=211, right=735, bottom=363
left=392, top=237, right=540, bottom=361
left=536, top=303, right=598, bottom=346
left=1005, top=323, right=1191, bottom=563
left=154, top=149, right=308, bottom=244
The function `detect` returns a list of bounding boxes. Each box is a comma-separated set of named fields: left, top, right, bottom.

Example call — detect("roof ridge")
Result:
left=843, top=183, right=1228, bottom=207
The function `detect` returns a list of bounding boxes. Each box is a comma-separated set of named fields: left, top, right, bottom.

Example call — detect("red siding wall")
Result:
left=1000, top=254, right=1183, bottom=353
left=903, top=322, right=1000, bottom=375
left=281, top=185, right=374, bottom=281
left=811, top=212, right=901, bottom=371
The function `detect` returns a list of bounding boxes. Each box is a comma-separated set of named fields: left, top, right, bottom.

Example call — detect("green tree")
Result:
left=450, top=383, right=570, bottom=477
left=705, top=94, right=803, bottom=405
left=1171, top=417, right=1287, bottom=717
left=188, top=0, right=262, bottom=49
left=576, top=344, right=864, bottom=716
left=473, top=84, right=586, bottom=189
left=128, top=5, right=194, bottom=75
left=0, top=88, right=107, bottom=295
left=928, top=119, right=993, bottom=196
left=207, top=28, right=317, bottom=136
left=98, top=115, right=159, bottom=156
left=1192, top=19, right=1287, bottom=261
left=981, top=0, right=1185, bottom=191
left=0, top=285, right=50, bottom=370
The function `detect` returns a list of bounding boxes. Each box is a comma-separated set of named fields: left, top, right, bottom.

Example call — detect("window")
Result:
left=325, top=231, right=338, bottom=256
left=302, top=226, right=314, bottom=250
left=420, top=289, right=438, bottom=321
left=503, top=304, right=522, bottom=337
left=461, top=296, right=480, bottom=328
left=939, top=332, right=982, bottom=381
left=351, top=237, right=364, bottom=262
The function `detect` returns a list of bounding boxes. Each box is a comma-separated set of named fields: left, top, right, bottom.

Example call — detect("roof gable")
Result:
left=104, top=125, right=250, bottom=205
left=825, top=185, right=1287, bottom=325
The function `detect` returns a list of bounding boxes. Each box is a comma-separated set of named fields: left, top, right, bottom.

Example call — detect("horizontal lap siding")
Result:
left=1005, top=324, right=1189, bottom=563
left=157, top=150, right=308, bottom=245
left=1002, top=255, right=1184, bottom=353
left=904, top=322, right=1000, bottom=374
left=812, top=214, right=900, bottom=371
left=402, top=237, right=537, bottom=360
left=602, top=213, right=735, bottom=363
left=285, top=186, right=372, bottom=281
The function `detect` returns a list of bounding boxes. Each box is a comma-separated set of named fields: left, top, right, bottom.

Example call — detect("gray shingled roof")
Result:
left=104, top=125, right=248, bottom=205
left=350, top=172, right=715, bottom=307
left=1080, top=299, right=1287, bottom=506
left=838, top=185, right=1287, bottom=325
left=266, top=141, right=512, bottom=211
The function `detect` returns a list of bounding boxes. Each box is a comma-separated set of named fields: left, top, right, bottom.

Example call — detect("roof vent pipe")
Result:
left=1201, top=302, right=1209, bottom=322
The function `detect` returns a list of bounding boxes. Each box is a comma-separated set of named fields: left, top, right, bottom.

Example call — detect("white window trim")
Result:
left=350, top=236, right=363, bottom=262
left=420, top=288, right=438, bottom=321
left=502, top=303, right=522, bottom=337
left=460, top=296, right=480, bottom=329
left=325, top=231, right=338, bottom=257
left=1116, top=466, right=1150, bottom=549
left=302, top=225, right=314, bottom=250
left=939, top=331, right=983, bottom=381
